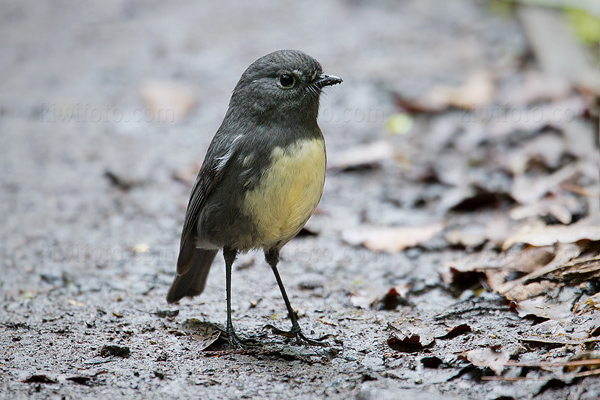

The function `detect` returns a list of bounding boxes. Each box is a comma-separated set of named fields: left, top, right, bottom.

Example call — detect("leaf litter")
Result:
left=4, top=1, right=600, bottom=399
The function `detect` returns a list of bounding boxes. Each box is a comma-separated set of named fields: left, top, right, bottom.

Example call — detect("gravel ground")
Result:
left=2, top=1, right=598, bottom=399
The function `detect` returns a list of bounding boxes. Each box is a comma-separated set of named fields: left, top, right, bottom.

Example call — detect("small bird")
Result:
left=167, top=50, right=342, bottom=347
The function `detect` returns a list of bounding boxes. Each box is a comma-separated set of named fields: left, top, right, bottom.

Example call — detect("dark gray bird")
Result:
left=167, top=50, right=342, bottom=347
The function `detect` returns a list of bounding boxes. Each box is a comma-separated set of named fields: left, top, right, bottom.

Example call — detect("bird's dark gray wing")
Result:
left=176, top=133, right=243, bottom=276
left=167, top=132, right=243, bottom=304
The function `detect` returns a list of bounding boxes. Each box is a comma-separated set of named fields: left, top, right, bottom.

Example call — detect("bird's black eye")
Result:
left=279, top=74, right=295, bottom=88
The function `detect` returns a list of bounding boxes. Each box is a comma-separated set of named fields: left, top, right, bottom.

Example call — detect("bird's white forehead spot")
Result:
left=293, top=69, right=303, bottom=77
left=311, top=70, right=318, bottom=81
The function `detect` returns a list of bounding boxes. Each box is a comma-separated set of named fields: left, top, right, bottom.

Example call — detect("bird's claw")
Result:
left=215, top=324, right=258, bottom=349
left=263, top=324, right=332, bottom=347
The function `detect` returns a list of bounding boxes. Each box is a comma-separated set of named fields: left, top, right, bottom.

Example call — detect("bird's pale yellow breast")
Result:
left=243, top=138, right=326, bottom=249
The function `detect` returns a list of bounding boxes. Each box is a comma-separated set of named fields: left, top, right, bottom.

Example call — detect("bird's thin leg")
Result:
left=223, top=247, right=247, bottom=348
left=264, top=249, right=331, bottom=346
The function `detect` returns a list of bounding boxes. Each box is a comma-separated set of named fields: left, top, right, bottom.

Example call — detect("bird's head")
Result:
left=229, top=50, right=342, bottom=123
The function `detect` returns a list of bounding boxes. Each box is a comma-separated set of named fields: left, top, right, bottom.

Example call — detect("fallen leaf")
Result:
left=66, top=376, right=94, bottom=386
left=327, top=140, right=394, bottom=171
left=519, top=6, right=600, bottom=95
left=519, top=336, right=581, bottom=348
left=439, top=251, right=501, bottom=286
left=510, top=195, right=583, bottom=225
left=388, top=319, right=472, bottom=352
left=562, top=119, right=598, bottom=161
left=438, top=323, right=472, bottom=339
left=510, top=163, right=580, bottom=205
left=342, top=223, right=444, bottom=253
left=515, top=296, right=572, bottom=320
left=497, top=243, right=581, bottom=295
left=488, top=97, right=586, bottom=137
left=503, top=222, right=600, bottom=250
left=100, top=345, right=130, bottom=358
left=393, top=92, right=447, bottom=113
left=387, top=319, right=438, bottom=351
left=446, top=189, right=511, bottom=213
left=522, top=131, right=565, bottom=169
left=349, top=291, right=376, bottom=309
left=502, top=281, right=557, bottom=302
left=574, top=292, right=600, bottom=314
left=375, top=285, right=410, bottom=310
left=529, top=316, right=600, bottom=342
left=181, top=319, right=222, bottom=351
left=427, top=71, right=495, bottom=110
left=485, top=216, right=518, bottom=247
left=348, top=285, right=409, bottom=310
left=22, top=375, right=58, bottom=384
left=140, top=80, right=196, bottom=122
left=445, top=226, right=487, bottom=249
left=440, top=246, right=554, bottom=289
left=499, top=71, right=572, bottom=107
left=465, top=348, right=509, bottom=375
left=557, top=254, right=600, bottom=284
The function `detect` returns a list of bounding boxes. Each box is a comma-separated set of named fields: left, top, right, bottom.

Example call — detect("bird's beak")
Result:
left=314, top=74, right=343, bottom=89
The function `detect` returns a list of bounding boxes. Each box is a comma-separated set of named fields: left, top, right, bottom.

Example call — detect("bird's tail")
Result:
left=166, top=242, right=218, bottom=304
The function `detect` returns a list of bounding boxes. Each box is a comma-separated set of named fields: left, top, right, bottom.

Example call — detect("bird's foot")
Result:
left=213, top=324, right=259, bottom=349
left=264, top=324, right=332, bottom=347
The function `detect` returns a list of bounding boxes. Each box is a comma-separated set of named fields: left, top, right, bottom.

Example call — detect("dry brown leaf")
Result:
left=510, top=163, right=580, bottom=205
left=426, top=71, right=495, bottom=110
left=141, top=80, right=196, bottom=122
left=562, top=120, right=598, bottom=161
left=181, top=319, right=222, bottom=351
left=515, top=296, right=572, bottom=320
left=485, top=216, right=517, bottom=247
left=350, top=285, right=409, bottom=310
left=502, top=281, right=558, bottom=302
left=441, top=247, right=554, bottom=288
left=497, top=243, right=581, bottom=295
left=557, top=254, right=600, bottom=283
left=439, top=251, right=502, bottom=286
left=436, top=186, right=477, bottom=213
left=574, top=292, right=600, bottom=314
left=529, top=317, right=600, bottom=342
left=444, top=226, right=487, bottom=249
left=465, top=348, right=509, bottom=375
left=388, top=318, right=467, bottom=351
left=503, top=222, right=600, bottom=250
left=342, top=223, right=444, bottom=253
left=522, top=132, right=565, bottom=169
left=388, top=319, right=436, bottom=350
left=393, top=92, right=448, bottom=114
left=488, top=97, right=586, bottom=136
left=327, top=140, right=394, bottom=171
left=349, top=292, right=374, bottom=309
left=510, top=195, right=582, bottom=224
left=376, top=285, right=410, bottom=310
left=499, top=71, right=572, bottom=107
left=519, top=6, right=600, bottom=95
